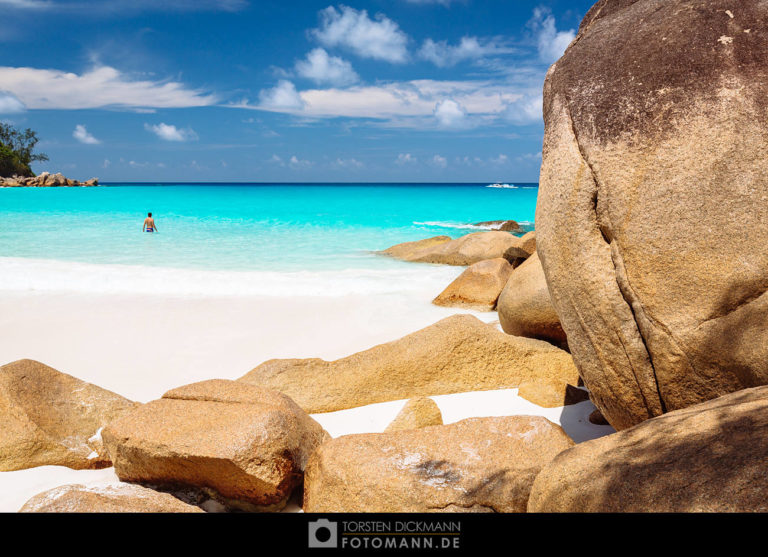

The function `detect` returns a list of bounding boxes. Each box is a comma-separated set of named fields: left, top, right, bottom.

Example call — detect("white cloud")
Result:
left=258, top=80, right=304, bottom=110
left=434, top=98, right=469, bottom=129
left=295, top=48, right=358, bottom=86
left=517, top=151, right=543, bottom=162
left=455, top=155, right=483, bottom=166
left=419, top=37, right=514, bottom=67
left=454, top=154, right=510, bottom=166
left=268, top=154, right=312, bottom=169
left=529, top=7, right=576, bottom=63
left=0, top=91, right=25, bottom=113
left=333, top=157, right=363, bottom=169
left=0, top=0, right=50, bottom=8
left=0, top=65, right=216, bottom=109
left=312, top=5, right=409, bottom=63
left=504, top=93, right=543, bottom=124
left=144, top=122, right=198, bottom=142
left=0, top=0, right=247, bottom=13
left=72, top=124, right=100, bottom=144
left=289, top=155, right=312, bottom=169
left=430, top=154, right=447, bottom=168
left=243, top=79, right=524, bottom=128
left=395, top=153, right=417, bottom=165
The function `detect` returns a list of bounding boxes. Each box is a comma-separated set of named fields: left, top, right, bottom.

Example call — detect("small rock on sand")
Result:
left=385, top=397, right=443, bottom=432
left=19, top=483, right=204, bottom=513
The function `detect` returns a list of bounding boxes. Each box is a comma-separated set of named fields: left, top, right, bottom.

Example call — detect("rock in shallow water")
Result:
left=432, top=257, right=513, bottom=311
left=381, top=235, right=451, bottom=260
left=0, top=359, right=136, bottom=472
left=19, top=483, right=204, bottom=513
left=472, top=220, right=524, bottom=233
left=304, top=416, right=574, bottom=512
left=536, top=0, right=768, bottom=429
left=240, top=314, right=579, bottom=413
left=102, top=379, right=329, bottom=511
left=383, top=231, right=523, bottom=266
left=528, top=386, right=768, bottom=512
left=0, top=173, right=98, bottom=187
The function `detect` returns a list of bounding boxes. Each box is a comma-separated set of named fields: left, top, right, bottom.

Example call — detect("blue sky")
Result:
left=0, top=0, right=594, bottom=182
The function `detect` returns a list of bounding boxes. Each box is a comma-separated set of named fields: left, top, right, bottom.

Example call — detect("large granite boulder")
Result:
left=304, top=416, right=573, bottom=512
left=518, top=231, right=536, bottom=255
left=0, top=359, right=136, bottom=471
left=381, top=235, right=451, bottom=260
left=497, top=252, right=567, bottom=347
left=239, top=314, right=579, bottom=413
left=432, top=257, right=514, bottom=310
left=385, top=397, right=443, bottom=432
left=383, top=231, right=523, bottom=266
left=19, top=483, right=204, bottom=513
left=102, top=379, right=329, bottom=511
left=535, top=0, right=768, bottom=430
left=528, top=386, right=768, bottom=512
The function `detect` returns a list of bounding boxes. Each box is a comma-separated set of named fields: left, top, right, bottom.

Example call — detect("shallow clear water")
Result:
left=0, top=183, right=537, bottom=272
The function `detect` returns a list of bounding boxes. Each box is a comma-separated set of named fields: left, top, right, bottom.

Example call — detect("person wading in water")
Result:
left=143, top=212, right=158, bottom=233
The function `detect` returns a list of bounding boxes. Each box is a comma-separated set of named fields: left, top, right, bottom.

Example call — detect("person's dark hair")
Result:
left=148, top=212, right=152, bottom=217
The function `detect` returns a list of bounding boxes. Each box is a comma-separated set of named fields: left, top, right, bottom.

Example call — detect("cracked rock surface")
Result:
left=536, top=0, right=768, bottom=430
left=528, top=385, right=768, bottom=512
left=302, top=416, right=573, bottom=513
left=240, top=314, right=579, bottom=413
left=0, top=359, right=136, bottom=471
left=103, top=379, right=329, bottom=511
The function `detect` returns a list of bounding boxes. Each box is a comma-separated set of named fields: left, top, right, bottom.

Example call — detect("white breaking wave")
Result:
left=414, top=220, right=533, bottom=231
left=0, top=257, right=464, bottom=298
left=486, top=183, right=518, bottom=189
left=413, top=221, right=498, bottom=230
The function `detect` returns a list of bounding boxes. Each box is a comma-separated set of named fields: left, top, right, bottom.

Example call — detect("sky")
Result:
left=0, top=0, right=595, bottom=182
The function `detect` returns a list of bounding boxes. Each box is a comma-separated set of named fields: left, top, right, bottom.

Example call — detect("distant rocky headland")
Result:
left=0, top=172, right=98, bottom=187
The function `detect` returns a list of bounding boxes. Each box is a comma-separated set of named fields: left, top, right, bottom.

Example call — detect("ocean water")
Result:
left=0, top=183, right=537, bottom=296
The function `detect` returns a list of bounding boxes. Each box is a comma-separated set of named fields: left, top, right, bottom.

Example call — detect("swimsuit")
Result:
left=146, top=226, right=154, bottom=232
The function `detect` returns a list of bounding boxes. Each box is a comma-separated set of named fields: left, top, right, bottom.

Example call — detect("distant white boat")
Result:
left=486, top=183, right=518, bottom=189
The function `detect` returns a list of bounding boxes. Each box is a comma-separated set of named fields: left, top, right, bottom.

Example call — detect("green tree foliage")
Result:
left=0, top=123, right=49, bottom=177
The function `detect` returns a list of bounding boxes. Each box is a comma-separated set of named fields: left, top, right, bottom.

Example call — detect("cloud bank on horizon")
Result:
left=0, top=0, right=586, bottom=181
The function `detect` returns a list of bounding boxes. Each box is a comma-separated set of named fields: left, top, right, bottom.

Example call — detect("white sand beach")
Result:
left=0, top=267, right=613, bottom=512
left=0, top=280, right=490, bottom=402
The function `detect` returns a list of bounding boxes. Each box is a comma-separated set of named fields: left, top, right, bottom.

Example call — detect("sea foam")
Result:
left=414, top=220, right=533, bottom=231
left=0, top=257, right=463, bottom=298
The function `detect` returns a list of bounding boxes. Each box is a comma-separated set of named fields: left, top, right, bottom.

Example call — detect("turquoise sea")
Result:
left=0, top=183, right=537, bottom=296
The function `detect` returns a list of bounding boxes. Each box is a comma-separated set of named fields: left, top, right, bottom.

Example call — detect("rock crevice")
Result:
left=537, top=0, right=768, bottom=428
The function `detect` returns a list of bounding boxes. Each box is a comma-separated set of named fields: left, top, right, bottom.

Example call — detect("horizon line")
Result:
left=97, top=181, right=540, bottom=185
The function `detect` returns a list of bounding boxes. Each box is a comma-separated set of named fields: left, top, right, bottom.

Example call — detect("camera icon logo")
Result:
left=308, top=519, right=338, bottom=548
